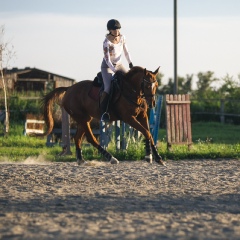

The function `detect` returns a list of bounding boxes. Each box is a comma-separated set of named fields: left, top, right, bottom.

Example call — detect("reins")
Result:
left=111, top=78, right=144, bottom=108
left=110, top=69, right=157, bottom=109
left=121, top=92, right=144, bottom=108
left=120, top=75, right=156, bottom=108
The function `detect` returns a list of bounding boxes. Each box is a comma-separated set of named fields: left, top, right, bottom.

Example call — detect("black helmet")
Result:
left=107, top=19, right=121, bottom=30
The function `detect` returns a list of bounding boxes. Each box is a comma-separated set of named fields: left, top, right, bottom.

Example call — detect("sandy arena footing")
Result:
left=0, top=159, right=240, bottom=239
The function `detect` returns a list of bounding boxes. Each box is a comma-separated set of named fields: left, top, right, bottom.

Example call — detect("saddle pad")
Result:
left=88, top=85, right=100, bottom=102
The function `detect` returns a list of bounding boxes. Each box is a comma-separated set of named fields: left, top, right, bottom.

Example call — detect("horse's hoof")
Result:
left=156, top=158, right=166, bottom=166
left=110, top=157, right=119, bottom=164
left=77, top=159, right=86, bottom=165
left=145, top=154, right=153, bottom=163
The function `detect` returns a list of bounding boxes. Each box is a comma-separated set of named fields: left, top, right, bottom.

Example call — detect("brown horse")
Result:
left=40, top=66, right=165, bottom=166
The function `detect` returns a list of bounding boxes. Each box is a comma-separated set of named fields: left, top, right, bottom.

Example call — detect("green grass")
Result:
left=156, top=122, right=240, bottom=160
left=0, top=122, right=239, bottom=162
left=191, top=122, right=240, bottom=144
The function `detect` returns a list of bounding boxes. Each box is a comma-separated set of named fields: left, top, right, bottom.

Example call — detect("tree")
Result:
left=156, top=72, right=164, bottom=95
left=0, top=25, right=15, bottom=136
left=158, top=77, right=174, bottom=94
left=158, top=74, right=193, bottom=95
left=193, top=71, right=218, bottom=99
left=218, top=74, right=240, bottom=98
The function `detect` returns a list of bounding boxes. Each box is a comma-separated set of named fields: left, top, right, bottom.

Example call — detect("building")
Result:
left=0, top=67, right=76, bottom=91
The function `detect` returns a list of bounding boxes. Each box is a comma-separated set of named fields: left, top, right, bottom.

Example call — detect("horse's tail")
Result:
left=33, top=87, right=68, bottom=137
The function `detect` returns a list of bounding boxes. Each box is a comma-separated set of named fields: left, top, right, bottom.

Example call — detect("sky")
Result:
left=1, top=0, right=240, bottom=86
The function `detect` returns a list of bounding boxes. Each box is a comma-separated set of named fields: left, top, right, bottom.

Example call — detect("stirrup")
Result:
left=101, top=112, right=110, bottom=122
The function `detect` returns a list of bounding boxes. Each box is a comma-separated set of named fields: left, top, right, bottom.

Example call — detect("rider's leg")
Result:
left=101, top=60, right=113, bottom=122
left=100, top=91, right=110, bottom=121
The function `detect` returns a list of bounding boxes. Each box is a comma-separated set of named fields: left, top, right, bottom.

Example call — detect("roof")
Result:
left=3, top=67, right=75, bottom=82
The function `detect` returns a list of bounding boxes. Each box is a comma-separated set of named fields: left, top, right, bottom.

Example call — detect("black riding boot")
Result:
left=100, top=92, right=110, bottom=122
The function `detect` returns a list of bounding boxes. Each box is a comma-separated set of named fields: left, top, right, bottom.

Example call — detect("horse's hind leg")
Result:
left=97, top=145, right=119, bottom=164
left=83, top=121, right=119, bottom=164
left=74, top=124, right=86, bottom=165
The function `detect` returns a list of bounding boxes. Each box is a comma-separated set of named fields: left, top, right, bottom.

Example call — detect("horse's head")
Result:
left=141, top=67, right=160, bottom=108
left=124, top=66, right=160, bottom=108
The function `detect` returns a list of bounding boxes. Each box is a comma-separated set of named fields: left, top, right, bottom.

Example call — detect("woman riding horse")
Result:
left=40, top=66, right=165, bottom=166
left=100, top=19, right=134, bottom=122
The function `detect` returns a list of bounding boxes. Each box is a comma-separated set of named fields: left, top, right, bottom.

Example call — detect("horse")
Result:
left=40, top=66, right=165, bottom=166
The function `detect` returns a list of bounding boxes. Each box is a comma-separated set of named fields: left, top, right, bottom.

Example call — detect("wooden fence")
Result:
left=191, top=98, right=240, bottom=124
left=165, top=94, right=192, bottom=150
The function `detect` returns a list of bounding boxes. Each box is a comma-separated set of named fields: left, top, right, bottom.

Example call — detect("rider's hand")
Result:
left=129, top=62, right=133, bottom=69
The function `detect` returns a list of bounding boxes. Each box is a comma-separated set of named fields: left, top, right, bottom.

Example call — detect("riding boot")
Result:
left=100, top=91, right=110, bottom=122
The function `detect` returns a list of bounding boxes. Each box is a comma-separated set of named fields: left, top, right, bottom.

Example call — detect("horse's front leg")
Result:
left=144, top=138, right=153, bottom=163
left=126, top=115, right=154, bottom=162
left=145, top=138, right=165, bottom=166
left=130, top=114, right=165, bottom=166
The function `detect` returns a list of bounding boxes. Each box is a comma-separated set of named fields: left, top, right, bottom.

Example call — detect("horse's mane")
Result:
left=114, top=66, right=144, bottom=82
left=125, top=66, right=144, bottom=81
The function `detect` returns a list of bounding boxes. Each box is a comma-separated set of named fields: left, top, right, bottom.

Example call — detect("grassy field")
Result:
left=0, top=122, right=239, bottom=162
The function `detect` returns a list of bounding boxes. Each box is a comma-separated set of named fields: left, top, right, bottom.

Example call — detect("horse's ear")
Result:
left=144, top=68, right=147, bottom=75
left=154, top=66, right=160, bottom=75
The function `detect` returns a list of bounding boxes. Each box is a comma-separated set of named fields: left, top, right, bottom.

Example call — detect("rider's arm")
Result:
left=123, top=35, right=132, bottom=64
left=103, top=39, right=117, bottom=73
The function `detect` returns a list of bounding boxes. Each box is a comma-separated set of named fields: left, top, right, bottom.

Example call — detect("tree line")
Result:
left=157, top=72, right=240, bottom=124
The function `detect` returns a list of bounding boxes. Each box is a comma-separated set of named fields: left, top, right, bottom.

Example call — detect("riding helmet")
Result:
left=107, top=19, right=121, bottom=30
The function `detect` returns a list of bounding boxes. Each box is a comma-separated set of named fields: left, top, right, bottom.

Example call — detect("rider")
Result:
left=100, top=19, right=133, bottom=122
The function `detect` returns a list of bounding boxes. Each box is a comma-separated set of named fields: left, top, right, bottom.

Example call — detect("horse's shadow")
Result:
left=1, top=193, right=239, bottom=215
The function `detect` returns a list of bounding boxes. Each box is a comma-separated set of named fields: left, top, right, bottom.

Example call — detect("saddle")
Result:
left=88, top=71, right=125, bottom=103
left=88, top=72, right=103, bottom=101
left=93, top=72, right=104, bottom=88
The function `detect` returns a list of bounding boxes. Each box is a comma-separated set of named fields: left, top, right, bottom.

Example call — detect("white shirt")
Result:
left=103, top=35, right=132, bottom=73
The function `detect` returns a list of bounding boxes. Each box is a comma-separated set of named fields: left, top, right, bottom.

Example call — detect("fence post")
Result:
left=121, top=121, right=128, bottom=150
left=100, top=121, right=107, bottom=149
left=220, top=99, right=225, bottom=124
left=115, top=120, right=121, bottom=150
left=60, top=107, right=72, bottom=155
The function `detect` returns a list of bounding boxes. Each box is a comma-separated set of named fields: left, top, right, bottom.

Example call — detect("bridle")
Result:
left=141, top=77, right=157, bottom=99
left=120, top=75, right=157, bottom=108
left=140, top=76, right=158, bottom=108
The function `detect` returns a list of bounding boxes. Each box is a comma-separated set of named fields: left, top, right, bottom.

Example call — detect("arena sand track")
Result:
left=0, top=159, right=240, bottom=240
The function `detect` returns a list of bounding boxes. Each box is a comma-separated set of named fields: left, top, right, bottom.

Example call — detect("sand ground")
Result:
left=0, top=159, right=240, bottom=240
